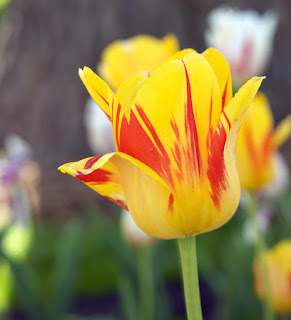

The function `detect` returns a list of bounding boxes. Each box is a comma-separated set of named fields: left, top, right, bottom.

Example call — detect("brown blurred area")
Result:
left=0, top=0, right=289, bottom=220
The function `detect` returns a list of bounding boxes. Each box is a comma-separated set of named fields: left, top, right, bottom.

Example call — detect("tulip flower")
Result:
left=205, top=7, right=278, bottom=86
left=59, top=48, right=262, bottom=239
left=254, top=240, right=291, bottom=314
left=59, top=48, right=262, bottom=320
left=98, top=34, right=179, bottom=91
left=236, top=92, right=291, bottom=192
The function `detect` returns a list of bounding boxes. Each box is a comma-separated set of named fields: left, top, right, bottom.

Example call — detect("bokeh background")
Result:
left=0, top=0, right=289, bottom=319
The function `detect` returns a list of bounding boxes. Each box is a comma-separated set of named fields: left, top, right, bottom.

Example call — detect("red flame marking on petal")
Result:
left=168, top=193, right=174, bottom=215
left=76, top=169, right=113, bottom=184
left=84, top=156, right=103, bottom=169
left=222, top=110, right=231, bottom=130
left=221, top=74, right=230, bottom=109
left=117, top=107, right=174, bottom=189
left=182, top=60, right=202, bottom=177
left=207, top=121, right=228, bottom=209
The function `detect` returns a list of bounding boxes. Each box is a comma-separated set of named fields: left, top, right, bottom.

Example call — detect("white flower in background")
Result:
left=84, top=97, right=116, bottom=155
left=243, top=205, right=272, bottom=244
left=205, top=7, right=278, bottom=86
left=120, top=209, right=157, bottom=248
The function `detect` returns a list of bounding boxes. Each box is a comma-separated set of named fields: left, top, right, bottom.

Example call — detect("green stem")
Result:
left=178, top=236, right=202, bottom=320
left=245, top=193, right=274, bottom=320
left=138, top=247, right=155, bottom=320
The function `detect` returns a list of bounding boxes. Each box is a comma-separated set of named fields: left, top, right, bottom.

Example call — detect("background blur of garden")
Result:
left=0, top=0, right=290, bottom=319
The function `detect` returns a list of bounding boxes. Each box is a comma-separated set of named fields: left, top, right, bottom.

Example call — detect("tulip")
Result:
left=205, top=7, right=278, bottom=86
left=98, top=34, right=179, bottom=91
left=236, top=92, right=291, bottom=192
left=254, top=240, right=291, bottom=314
left=59, top=48, right=263, bottom=320
left=59, top=48, right=262, bottom=240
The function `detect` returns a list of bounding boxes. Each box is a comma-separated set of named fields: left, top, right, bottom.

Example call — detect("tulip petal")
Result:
left=202, top=48, right=233, bottom=108
left=97, top=34, right=180, bottom=91
left=207, top=76, right=263, bottom=207
left=114, top=51, right=222, bottom=191
left=79, top=67, right=114, bottom=121
left=272, top=114, right=291, bottom=148
left=59, top=153, right=185, bottom=239
left=236, top=92, right=275, bottom=190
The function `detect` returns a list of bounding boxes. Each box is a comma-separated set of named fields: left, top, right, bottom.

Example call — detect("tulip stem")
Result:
left=138, top=247, right=155, bottom=320
left=178, top=236, right=202, bottom=320
left=245, top=193, right=274, bottom=320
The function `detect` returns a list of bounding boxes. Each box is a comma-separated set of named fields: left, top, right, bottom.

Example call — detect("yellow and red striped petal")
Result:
left=114, top=51, right=222, bottom=192
left=207, top=76, right=263, bottom=206
left=202, top=48, right=233, bottom=108
left=236, top=91, right=278, bottom=191
left=79, top=67, right=114, bottom=121
left=59, top=153, right=185, bottom=239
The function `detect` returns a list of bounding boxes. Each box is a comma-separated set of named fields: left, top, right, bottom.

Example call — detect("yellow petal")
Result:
left=236, top=92, right=276, bottom=191
left=254, top=240, right=291, bottom=314
left=79, top=67, right=114, bottom=121
left=223, top=77, right=264, bottom=130
left=206, top=76, right=263, bottom=212
left=166, top=48, right=196, bottom=61
left=59, top=153, right=184, bottom=239
left=97, top=34, right=180, bottom=91
left=272, top=114, right=291, bottom=148
left=114, top=51, right=222, bottom=192
left=202, top=48, right=233, bottom=107
left=115, top=70, right=151, bottom=120
left=162, top=33, right=180, bottom=55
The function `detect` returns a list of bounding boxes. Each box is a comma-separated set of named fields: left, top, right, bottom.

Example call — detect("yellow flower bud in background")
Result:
left=236, top=92, right=291, bottom=192
left=254, top=240, right=291, bottom=314
left=98, top=34, right=179, bottom=91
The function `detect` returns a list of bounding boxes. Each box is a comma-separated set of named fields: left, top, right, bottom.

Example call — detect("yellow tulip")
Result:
left=59, top=48, right=262, bottom=239
left=254, top=240, right=291, bottom=314
left=236, top=92, right=291, bottom=191
left=98, top=34, right=179, bottom=91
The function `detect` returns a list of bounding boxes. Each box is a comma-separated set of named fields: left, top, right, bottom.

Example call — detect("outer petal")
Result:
left=115, top=51, right=223, bottom=192
left=79, top=67, right=114, bottom=121
left=58, top=153, right=184, bottom=239
left=207, top=76, right=263, bottom=209
left=202, top=48, right=233, bottom=108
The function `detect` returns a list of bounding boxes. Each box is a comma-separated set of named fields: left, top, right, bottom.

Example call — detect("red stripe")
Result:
left=76, top=169, right=113, bottom=184
left=168, top=193, right=174, bottom=215
left=115, top=103, right=121, bottom=146
left=207, top=93, right=214, bottom=149
left=182, top=60, right=202, bottom=176
left=117, top=108, right=174, bottom=189
left=222, top=110, right=231, bottom=130
left=84, top=156, right=103, bottom=169
left=207, top=121, right=228, bottom=209
left=221, top=74, right=230, bottom=109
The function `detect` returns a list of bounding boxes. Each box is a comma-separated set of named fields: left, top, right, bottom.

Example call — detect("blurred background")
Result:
left=0, top=0, right=289, bottom=319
